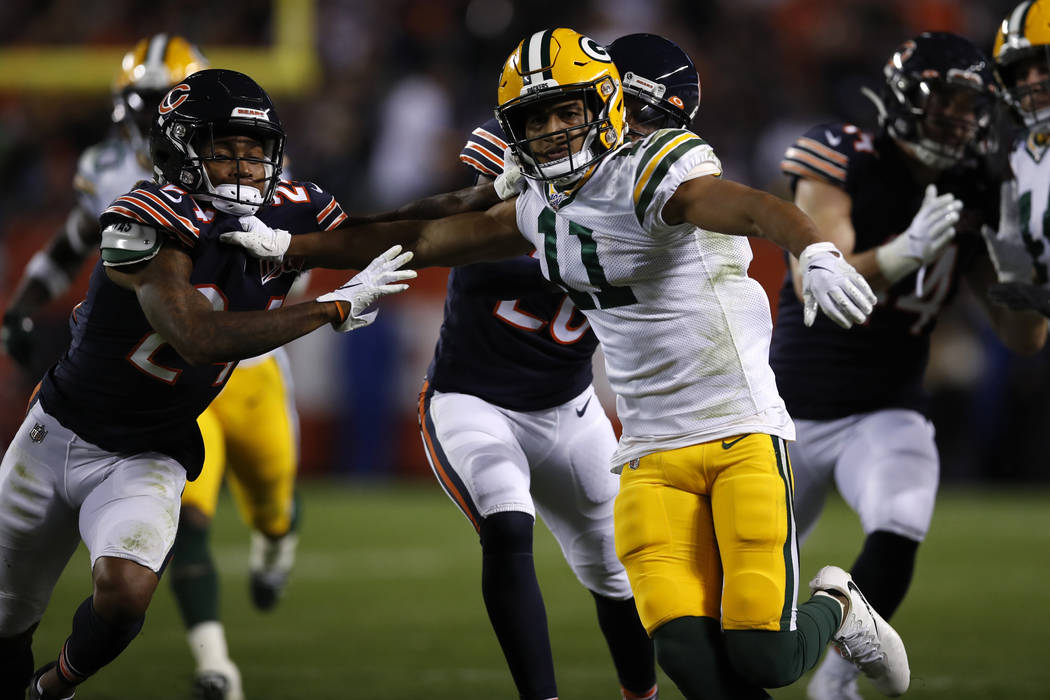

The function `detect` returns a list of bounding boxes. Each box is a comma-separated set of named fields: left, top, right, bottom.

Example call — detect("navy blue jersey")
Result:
left=38, top=179, right=346, bottom=478
left=426, top=119, right=599, bottom=410
left=771, top=124, right=996, bottom=419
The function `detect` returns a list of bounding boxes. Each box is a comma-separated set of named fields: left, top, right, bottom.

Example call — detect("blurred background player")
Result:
left=991, top=0, right=1050, bottom=319
left=774, top=31, right=1047, bottom=700
left=415, top=30, right=702, bottom=700
left=0, top=35, right=304, bottom=700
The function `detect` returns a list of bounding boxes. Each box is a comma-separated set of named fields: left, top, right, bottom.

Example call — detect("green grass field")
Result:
left=29, top=481, right=1049, bottom=699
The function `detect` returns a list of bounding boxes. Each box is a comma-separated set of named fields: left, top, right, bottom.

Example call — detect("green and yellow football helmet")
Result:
left=112, top=34, right=209, bottom=152
left=495, top=28, right=624, bottom=185
left=994, top=0, right=1050, bottom=127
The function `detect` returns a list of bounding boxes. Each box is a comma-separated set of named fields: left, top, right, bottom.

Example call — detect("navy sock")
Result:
left=591, top=591, right=656, bottom=695
left=850, top=530, right=919, bottom=619
left=58, top=597, right=144, bottom=684
left=480, top=511, right=557, bottom=700
left=0, top=622, right=37, bottom=700
left=169, top=517, right=220, bottom=628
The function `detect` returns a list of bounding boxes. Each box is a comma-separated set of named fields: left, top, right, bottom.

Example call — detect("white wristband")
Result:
left=874, top=236, right=920, bottom=284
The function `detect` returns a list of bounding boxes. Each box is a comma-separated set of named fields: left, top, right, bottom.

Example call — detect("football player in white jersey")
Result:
left=227, top=27, right=912, bottom=700
left=0, top=35, right=301, bottom=700
left=992, top=0, right=1050, bottom=318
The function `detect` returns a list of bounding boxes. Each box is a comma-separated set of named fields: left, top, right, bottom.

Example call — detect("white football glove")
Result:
left=875, top=184, right=962, bottom=283
left=799, top=241, right=877, bottom=329
left=981, top=179, right=1034, bottom=283
left=316, top=245, right=417, bottom=332
left=218, top=216, right=291, bottom=263
left=493, top=147, right=525, bottom=200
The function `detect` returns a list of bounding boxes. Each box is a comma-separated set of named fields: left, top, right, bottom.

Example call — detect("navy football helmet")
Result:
left=607, top=33, right=700, bottom=138
left=873, top=32, right=1000, bottom=169
left=150, top=68, right=285, bottom=215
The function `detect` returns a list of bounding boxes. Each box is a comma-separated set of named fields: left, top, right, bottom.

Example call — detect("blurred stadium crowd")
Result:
left=1, top=0, right=1046, bottom=481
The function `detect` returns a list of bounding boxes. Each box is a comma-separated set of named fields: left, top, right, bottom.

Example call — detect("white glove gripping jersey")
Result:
left=1007, top=131, right=1050, bottom=286
left=515, top=129, right=795, bottom=468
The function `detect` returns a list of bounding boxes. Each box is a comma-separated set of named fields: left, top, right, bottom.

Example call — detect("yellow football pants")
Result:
left=185, top=353, right=298, bottom=537
left=614, top=433, right=798, bottom=635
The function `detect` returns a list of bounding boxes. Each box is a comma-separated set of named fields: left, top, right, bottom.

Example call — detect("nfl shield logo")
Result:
left=29, top=423, right=47, bottom=443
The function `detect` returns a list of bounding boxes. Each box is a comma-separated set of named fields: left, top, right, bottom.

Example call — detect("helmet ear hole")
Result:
left=148, top=69, right=285, bottom=209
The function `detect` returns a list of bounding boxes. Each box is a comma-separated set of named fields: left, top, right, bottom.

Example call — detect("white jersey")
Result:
left=74, top=134, right=154, bottom=220
left=515, top=128, right=794, bottom=468
left=1007, top=131, right=1050, bottom=285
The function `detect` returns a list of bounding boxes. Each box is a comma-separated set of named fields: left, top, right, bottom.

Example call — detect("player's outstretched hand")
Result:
left=875, top=184, right=962, bottom=283
left=988, top=282, right=1050, bottom=317
left=982, top=180, right=1035, bottom=283
left=799, top=242, right=877, bottom=329
left=493, top=147, right=525, bottom=200
left=219, top=216, right=291, bottom=263
left=316, top=245, right=417, bottom=332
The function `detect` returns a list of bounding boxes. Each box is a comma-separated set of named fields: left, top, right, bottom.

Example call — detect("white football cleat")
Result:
left=807, top=649, right=863, bottom=700
left=809, top=566, right=910, bottom=697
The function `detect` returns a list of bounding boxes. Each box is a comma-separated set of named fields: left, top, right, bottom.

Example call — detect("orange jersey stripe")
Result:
left=317, top=197, right=338, bottom=221
left=796, top=137, right=849, bottom=166
left=417, top=381, right=480, bottom=532
left=459, top=154, right=498, bottom=177
left=325, top=212, right=347, bottom=230
left=463, top=141, right=504, bottom=168
left=473, top=128, right=508, bottom=151
left=114, top=195, right=197, bottom=247
left=783, top=147, right=847, bottom=182
left=132, top=190, right=200, bottom=235
left=781, top=160, right=838, bottom=186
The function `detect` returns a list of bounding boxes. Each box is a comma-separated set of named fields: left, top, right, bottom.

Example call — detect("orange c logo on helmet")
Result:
left=669, top=96, right=684, bottom=109
left=159, top=84, right=191, bottom=114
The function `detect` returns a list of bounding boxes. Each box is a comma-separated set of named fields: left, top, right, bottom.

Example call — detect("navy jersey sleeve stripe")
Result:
left=781, top=147, right=847, bottom=185
left=315, top=196, right=348, bottom=230
left=130, top=189, right=201, bottom=236
left=460, top=126, right=507, bottom=177
left=107, top=195, right=197, bottom=247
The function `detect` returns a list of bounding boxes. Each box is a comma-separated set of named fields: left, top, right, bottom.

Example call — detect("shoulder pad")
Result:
left=632, top=130, right=716, bottom=208
left=461, top=119, right=509, bottom=178
left=100, top=220, right=162, bottom=266
left=781, top=123, right=873, bottom=187
left=103, top=183, right=201, bottom=248
left=270, top=180, right=348, bottom=230
left=627, top=129, right=720, bottom=228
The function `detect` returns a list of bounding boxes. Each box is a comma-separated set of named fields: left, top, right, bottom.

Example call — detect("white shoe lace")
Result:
left=837, top=627, right=886, bottom=667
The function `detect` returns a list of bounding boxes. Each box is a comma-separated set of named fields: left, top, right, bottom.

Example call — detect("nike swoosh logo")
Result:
left=576, top=396, right=592, bottom=417
left=721, top=434, right=750, bottom=449
left=847, top=580, right=879, bottom=633
left=825, top=130, right=842, bottom=146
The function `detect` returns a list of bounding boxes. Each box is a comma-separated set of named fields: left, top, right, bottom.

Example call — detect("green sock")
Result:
left=723, top=595, right=842, bottom=688
left=168, top=518, right=220, bottom=628
left=653, top=616, right=771, bottom=700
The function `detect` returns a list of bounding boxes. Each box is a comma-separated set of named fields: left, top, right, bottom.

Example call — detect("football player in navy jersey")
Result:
left=415, top=33, right=701, bottom=700
left=0, top=36, right=303, bottom=700
left=774, top=32, right=1047, bottom=700
left=0, top=68, right=424, bottom=700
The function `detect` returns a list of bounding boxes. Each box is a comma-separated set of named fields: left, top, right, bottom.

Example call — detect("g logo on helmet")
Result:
left=579, top=37, right=611, bottom=63
left=159, top=84, right=191, bottom=114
